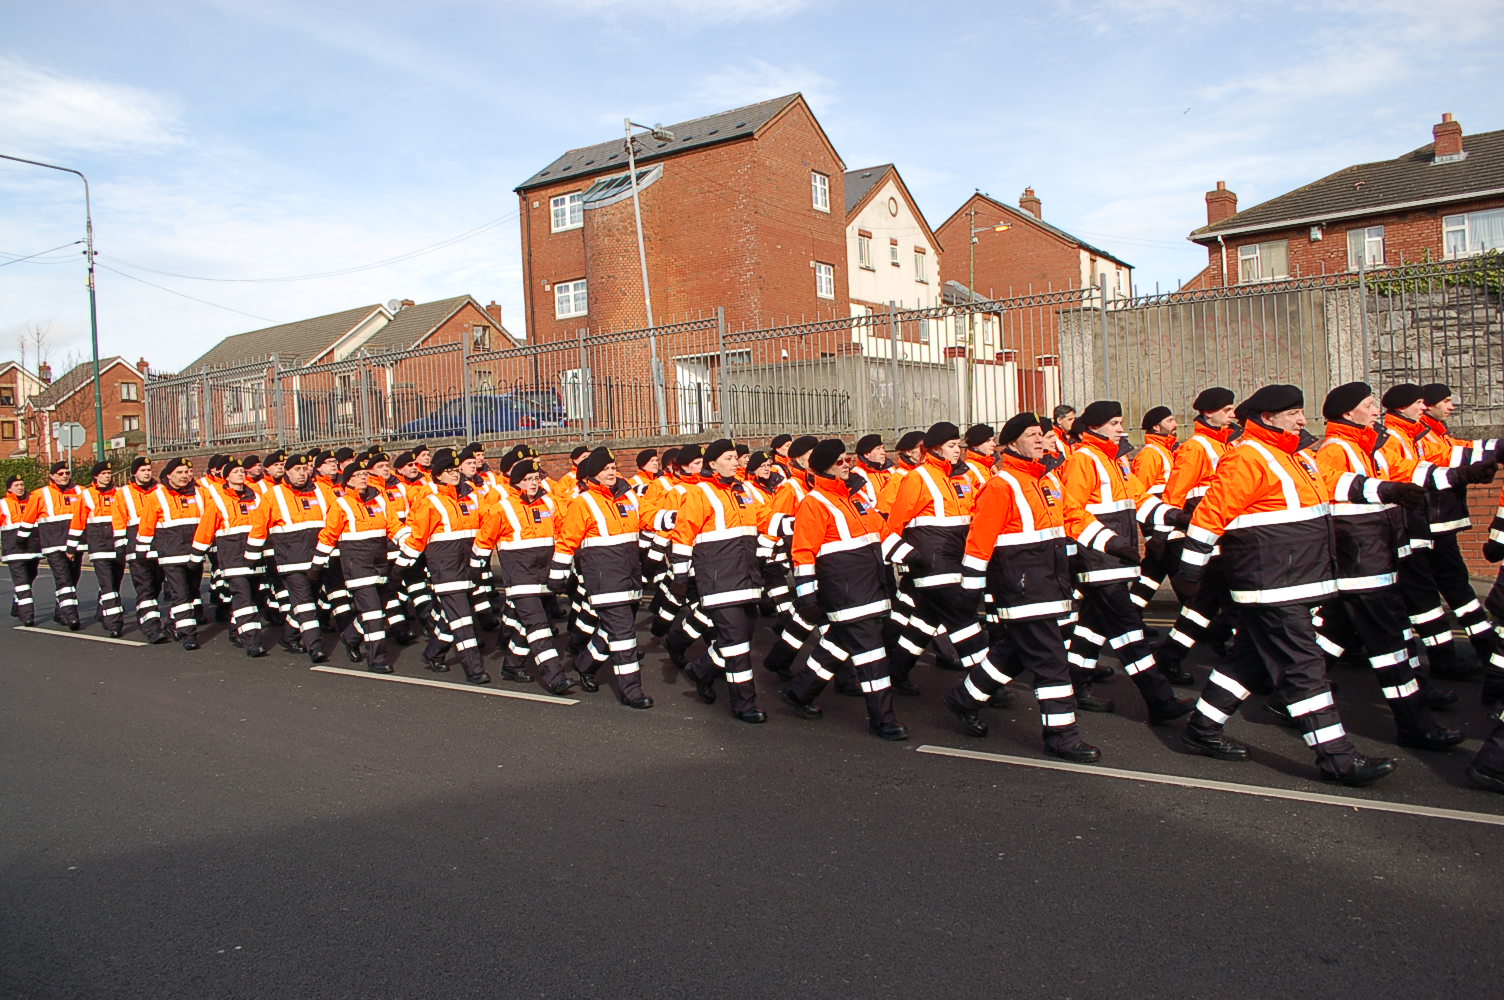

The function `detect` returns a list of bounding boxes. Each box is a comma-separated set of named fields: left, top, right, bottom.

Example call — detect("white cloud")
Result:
left=0, top=56, right=186, bottom=155
left=551, top=0, right=814, bottom=24
left=691, top=59, right=838, bottom=113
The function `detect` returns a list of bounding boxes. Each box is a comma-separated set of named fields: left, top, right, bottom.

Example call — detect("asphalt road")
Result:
left=3, top=572, right=1502, bottom=999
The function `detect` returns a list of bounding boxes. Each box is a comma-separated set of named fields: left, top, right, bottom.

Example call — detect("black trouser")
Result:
left=224, top=574, right=264, bottom=649
left=127, top=555, right=164, bottom=640
left=1157, top=558, right=1236, bottom=667
left=161, top=561, right=200, bottom=642
left=499, top=593, right=567, bottom=688
left=1427, top=533, right=1495, bottom=651
left=789, top=614, right=898, bottom=727
left=341, top=580, right=390, bottom=669
left=950, top=616, right=1084, bottom=751
left=576, top=601, right=647, bottom=703
left=765, top=607, right=818, bottom=675
left=280, top=570, right=324, bottom=654
left=1129, top=537, right=1173, bottom=609
left=1068, top=581, right=1178, bottom=712
left=90, top=556, right=125, bottom=629
left=889, top=582, right=985, bottom=685
left=426, top=584, right=484, bottom=677
left=666, top=593, right=714, bottom=662
left=7, top=558, right=40, bottom=624
left=44, top=548, right=81, bottom=626
left=1316, top=588, right=1438, bottom=736
left=687, top=602, right=760, bottom=715
left=1187, top=602, right=1360, bottom=777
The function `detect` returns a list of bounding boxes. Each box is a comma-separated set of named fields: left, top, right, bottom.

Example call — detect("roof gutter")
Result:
left=1190, top=186, right=1504, bottom=242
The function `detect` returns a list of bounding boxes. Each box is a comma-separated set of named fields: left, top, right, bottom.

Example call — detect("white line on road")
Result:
left=310, top=664, right=579, bottom=705
left=14, top=625, right=146, bottom=647
left=916, top=745, right=1504, bottom=828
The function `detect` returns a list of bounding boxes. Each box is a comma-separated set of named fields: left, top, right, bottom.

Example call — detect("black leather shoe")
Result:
left=943, top=691, right=988, bottom=737
left=893, top=679, right=921, bottom=697
left=368, top=663, right=394, bottom=674
left=279, top=638, right=302, bottom=655
left=1423, top=686, right=1458, bottom=710
left=1046, top=742, right=1102, bottom=764
left=309, top=649, right=329, bottom=664
left=67, top=620, right=81, bottom=632
left=544, top=677, right=578, bottom=696
left=649, top=619, right=670, bottom=638
left=1321, top=755, right=1397, bottom=787
left=1262, top=698, right=1298, bottom=728
left=691, top=672, right=717, bottom=704
left=988, top=688, right=1014, bottom=709
left=869, top=720, right=910, bottom=741
left=1149, top=697, right=1195, bottom=725
left=499, top=665, right=534, bottom=684
left=762, top=658, right=792, bottom=680
left=666, top=644, right=689, bottom=670
left=834, top=681, right=862, bottom=697
left=181, top=639, right=199, bottom=651
left=576, top=670, right=599, bottom=692
left=780, top=688, right=823, bottom=719
left=1466, top=763, right=1504, bottom=793
left=1158, top=659, right=1195, bottom=687
left=246, top=644, right=266, bottom=659
left=106, top=626, right=123, bottom=639
left=423, top=656, right=450, bottom=673
left=734, top=708, right=768, bottom=724
left=465, top=670, right=492, bottom=685
left=1075, top=691, right=1116, bottom=713
left=1181, top=730, right=1250, bottom=761
left=1396, top=726, right=1465, bottom=751
left=624, top=695, right=654, bottom=709
left=343, top=641, right=362, bottom=663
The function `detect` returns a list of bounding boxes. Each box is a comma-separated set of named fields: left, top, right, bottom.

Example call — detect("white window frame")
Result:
left=119, top=381, right=139, bottom=401
left=919, top=318, right=931, bottom=343
left=811, top=172, right=830, bottom=213
left=857, top=235, right=871, bottom=268
left=1237, top=240, right=1290, bottom=283
left=554, top=279, right=588, bottom=319
left=889, top=242, right=900, bottom=266
left=814, top=262, right=835, bottom=299
left=1443, top=207, right=1504, bottom=258
left=550, top=192, right=583, bottom=232
left=471, top=324, right=491, bottom=349
left=121, top=414, right=141, bottom=433
left=1347, top=226, right=1385, bottom=270
left=913, top=249, right=926, bottom=283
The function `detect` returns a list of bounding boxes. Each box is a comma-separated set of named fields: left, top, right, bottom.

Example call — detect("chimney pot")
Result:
left=1019, top=187, right=1042, bottom=219
left=399, top=298, right=415, bottom=308
left=1205, top=181, right=1238, bottom=225
left=1433, top=113, right=1464, bottom=161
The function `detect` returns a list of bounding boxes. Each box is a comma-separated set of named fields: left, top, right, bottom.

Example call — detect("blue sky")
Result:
left=3, top=0, right=1500, bottom=372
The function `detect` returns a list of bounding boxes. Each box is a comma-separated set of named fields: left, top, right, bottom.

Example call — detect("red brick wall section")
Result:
left=936, top=194, right=1081, bottom=299
left=1462, top=484, right=1504, bottom=581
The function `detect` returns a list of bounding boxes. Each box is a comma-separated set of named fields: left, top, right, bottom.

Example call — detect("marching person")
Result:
left=1470, top=488, right=1504, bottom=792
left=71, top=461, right=126, bottom=635
left=1177, top=384, right=1397, bottom=785
left=316, top=455, right=394, bottom=673
left=248, top=451, right=329, bottom=663
left=137, top=458, right=206, bottom=649
left=194, top=458, right=267, bottom=657
left=551, top=447, right=653, bottom=709
left=34, top=461, right=84, bottom=630
left=854, top=434, right=891, bottom=498
left=781, top=439, right=907, bottom=740
left=2, top=475, right=41, bottom=626
left=877, top=430, right=926, bottom=514
left=114, top=457, right=166, bottom=642
left=961, top=423, right=997, bottom=499
left=942, top=412, right=1099, bottom=762
left=1128, top=405, right=1178, bottom=610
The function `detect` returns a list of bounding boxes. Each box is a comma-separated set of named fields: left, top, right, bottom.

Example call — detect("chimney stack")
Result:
left=38, top=362, right=52, bottom=385
left=137, top=357, right=150, bottom=375
left=1205, top=181, right=1238, bottom=225
left=1019, top=187, right=1042, bottom=219
left=399, top=298, right=415, bottom=309
left=1433, top=112, right=1464, bottom=161
left=485, top=300, right=503, bottom=325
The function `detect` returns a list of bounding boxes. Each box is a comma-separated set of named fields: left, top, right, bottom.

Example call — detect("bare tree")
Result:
left=15, top=331, right=25, bottom=371
left=28, top=322, right=51, bottom=371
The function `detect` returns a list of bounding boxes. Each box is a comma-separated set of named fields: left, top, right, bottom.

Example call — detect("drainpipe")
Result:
left=1217, top=234, right=1228, bottom=286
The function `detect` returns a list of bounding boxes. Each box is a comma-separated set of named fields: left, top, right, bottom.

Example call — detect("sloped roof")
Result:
left=359, top=295, right=517, bottom=353
left=182, top=303, right=385, bottom=371
left=30, top=357, right=133, bottom=409
left=940, top=193, right=1133, bottom=269
left=515, top=94, right=801, bottom=192
left=844, top=164, right=893, bottom=215
left=1192, top=127, right=1504, bottom=239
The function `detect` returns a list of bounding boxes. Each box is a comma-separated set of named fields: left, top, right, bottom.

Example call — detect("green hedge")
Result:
left=0, top=457, right=46, bottom=490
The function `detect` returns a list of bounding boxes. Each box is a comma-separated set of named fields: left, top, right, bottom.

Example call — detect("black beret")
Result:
left=855, top=433, right=884, bottom=456
left=1039, top=417, right=1055, bottom=433
left=457, top=444, right=480, bottom=462
left=5, top=475, right=22, bottom=489
left=130, top=456, right=151, bottom=474
left=88, top=460, right=110, bottom=478
left=736, top=443, right=749, bottom=456
left=412, top=444, right=432, bottom=457
left=1140, top=406, right=1173, bottom=431
left=770, top=434, right=793, bottom=450
left=569, top=446, right=590, bottom=461
left=313, top=450, right=336, bottom=467
left=635, top=449, right=658, bottom=467
left=704, top=438, right=736, bottom=463
left=339, top=457, right=373, bottom=485
left=1244, top=383, right=1303, bottom=416
left=496, top=445, right=527, bottom=472
left=809, top=439, right=847, bottom=474
left=160, top=457, right=189, bottom=476
left=747, top=450, right=773, bottom=473
left=49, top=460, right=70, bottom=474
left=206, top=453, right=228, bottom=471
left=392, top=450, right=416, bottom=469
left=677, top=444, right=704, bottom=466
left=367, top=451, right=389, bottom=466
left=660, top=448, right=679, bottom=468
left=964, top=424, right=995, bottom=449
left=580, top=446, right=616, bottom=481
left=1421, top=382, right=1452, bottom=406
left=264, top=449, right=290, bottom=466
left=430, top=451, right=457, bottom=476
left=1322, top=381, right=1373, bottom=420
left=222, top=458, right=243, bottom=476
left=334, top=447, right=355, bottom=463
left=465, top=442, right=483, bottom=453
left=998, top=412, right=1042, bottom=446
left=509, top=458, right=542, bottom=485
left=287, top=451, right=316, bottom=467
left=924, top=421, right=961, bottom=449
left=1193, top=386, right=1235, bottom=412
left=1078, top=401, right=1123, bottom=430
left=789, top=435, right=819, bottom=459
left=896, top=430, right=926, bottom=452
left=242, top=454, right=261, bottom=467
left=1381, top=383, right=1424, bottom=410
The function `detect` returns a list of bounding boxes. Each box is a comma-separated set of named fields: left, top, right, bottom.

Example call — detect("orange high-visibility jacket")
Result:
left=961, top=451, right=1072, bottom=620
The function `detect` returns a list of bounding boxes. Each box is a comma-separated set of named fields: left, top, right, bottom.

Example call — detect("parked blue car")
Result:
left=397, top=391, right=568, bottom=440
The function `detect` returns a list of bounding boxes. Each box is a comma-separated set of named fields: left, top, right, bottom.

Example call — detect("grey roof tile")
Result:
left=844, top=164, right=893, bottom=215
left=31, top=357, right=130, bottom=409
left=181, top=304, right=384, bottom=371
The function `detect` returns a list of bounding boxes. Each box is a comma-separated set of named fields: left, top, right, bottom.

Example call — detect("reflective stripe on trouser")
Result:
left=953, top=617, right=1083, bottom=751
left=1317, top=589, right=1437, bottom=735
left=1427, top=533, right=1496, bottom=647
left=789, top=614, right=897, bottom=728
left=128, top=556, right=164, bottom=640
left=340, top=582, right=390, bottom=668
left=766, top=607, right=819, bottom=674
left=688, top=602, right=760, bottom=715
left=499, top=594, right=567, bottom=688
left=160, top=563, right=199, bottom=641
left=1187, top=602, right=1359, bottom=776
left=280, top=572, right=324, bottom=654
left=1157, top=558, right=1235, bottom=667
left=8, top=559, right=39, bottom=622
left=666, top=597, right=714, bottom=661
left=91, top=558, right=125, bottom=628
left=1070, top=581, right=1178, bottom=713
left=888, top=582, right=985, bottom=683
left=45, top=549, right=81, bottom=625
left=1397, top=548, right=1459, bottom=671
left=576, top=602, right=645, bottom=703
left=1128, top=541, right=1171, bottom=608
left=225, top=575, right=263, bottom=648
left=425, top=587, right=484, bottom=677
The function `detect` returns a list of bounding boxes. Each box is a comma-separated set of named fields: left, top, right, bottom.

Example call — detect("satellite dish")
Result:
left=387, top=299, right=402, bottom=312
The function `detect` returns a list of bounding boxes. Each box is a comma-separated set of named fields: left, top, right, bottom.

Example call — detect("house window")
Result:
left=121, top=415, right=140, bottom=433
left=1347, top=226, right=1386, bottom=269
left=890, top=242, right=900, bottom=266
left=913, top=250, right=926, bottom=283
left=471, top=324, right=491, bottom=349
left=1237, top=240, right=1290, bottom=283
left=120, top=381, right=139, bottom=401
left=815, top=262, right=835, bottom=299
left=1443, top=207, right=1504, bottom=258
left=0, top=420, right=14, bottom=439
left=550, top=192, right=583, bottom=232
left=554, top=279, right=588, bottom=319
left=919, top=318, right=931, bottom=344
left=858, top=235, right=872, bottom=268
left=0, top=388, right=13, bottom=407
left=811, top=172, right=830, bottom=212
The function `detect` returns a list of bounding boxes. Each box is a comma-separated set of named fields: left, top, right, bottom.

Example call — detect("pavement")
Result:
left=3, top=572, right=1503, bottom=999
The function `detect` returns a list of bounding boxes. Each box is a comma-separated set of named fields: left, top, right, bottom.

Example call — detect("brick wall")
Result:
left=937, top=193, right=1082, bottom=300
left=26, top=362, right=147, bottom=462
left=1462, top=484, right=1504, bottom=581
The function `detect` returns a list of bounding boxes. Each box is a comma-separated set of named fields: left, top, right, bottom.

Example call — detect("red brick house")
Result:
left=23, top=357, right=148, bottom=463
left=1187, top=114, right=1504, bottom=287
left=0, top=360, right=47, bottom=458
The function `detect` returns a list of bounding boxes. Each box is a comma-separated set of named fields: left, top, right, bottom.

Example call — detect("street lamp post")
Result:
left=964, top=200, right=1011, bottom=424
left=1, top=153, right=106, bottom=461
left=625, top=118, right=675, bottom=436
